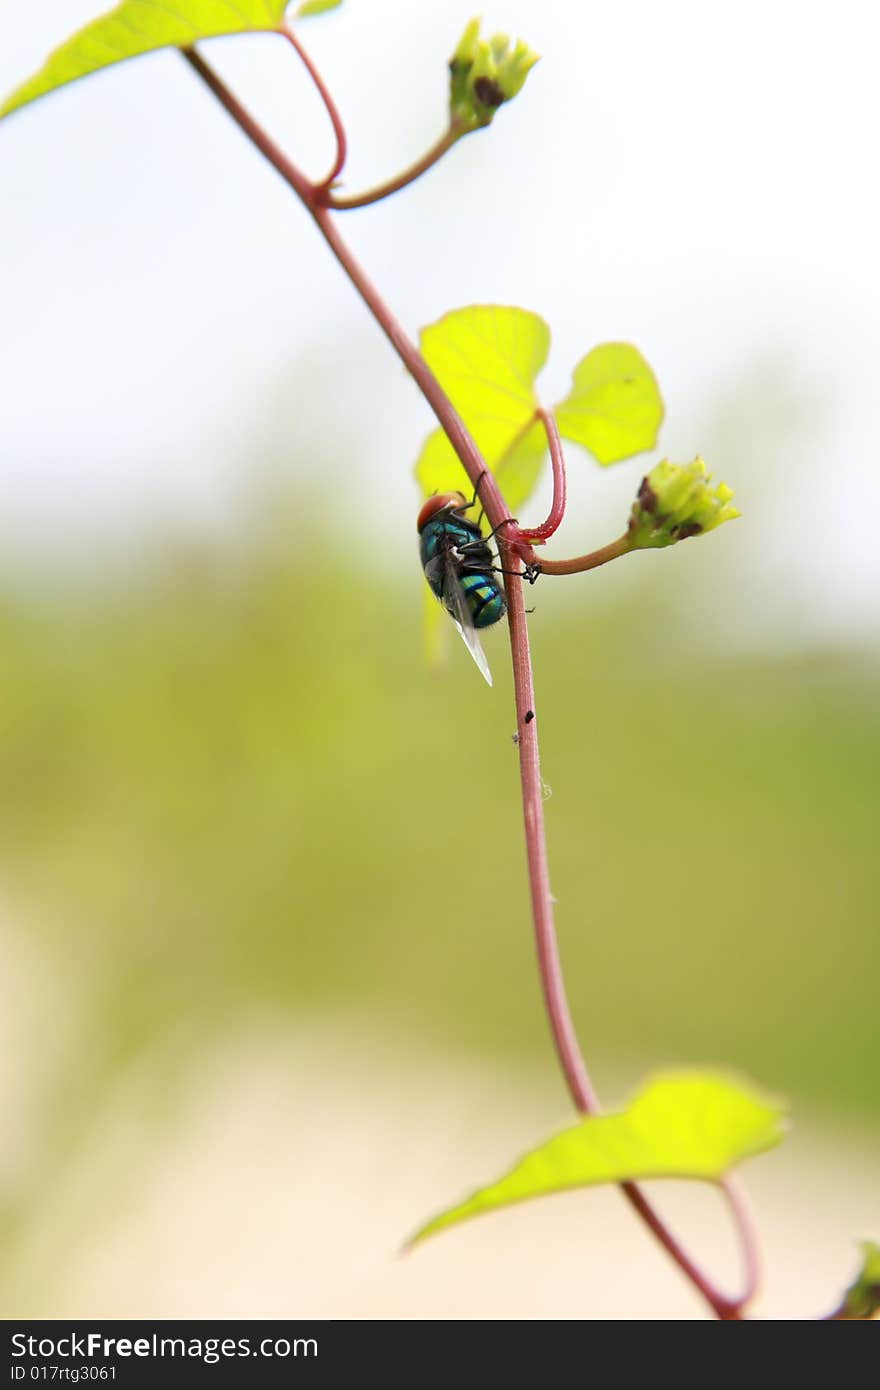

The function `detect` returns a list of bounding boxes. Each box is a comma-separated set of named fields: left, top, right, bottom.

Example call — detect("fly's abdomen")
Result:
left=458, top=572, right=506, bottom=628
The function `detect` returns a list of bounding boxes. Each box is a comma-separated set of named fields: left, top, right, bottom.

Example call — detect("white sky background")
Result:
left=1, top=0, right=879, bottom=650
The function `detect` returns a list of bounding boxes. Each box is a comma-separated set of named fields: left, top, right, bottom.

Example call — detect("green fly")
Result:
left=417, top=490, right=509, bottom=686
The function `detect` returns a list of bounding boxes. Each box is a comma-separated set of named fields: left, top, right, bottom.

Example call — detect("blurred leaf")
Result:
left=496, top=418, right=549, bottom=515
left=830, top=1241, right=880, bottom=1319
left=296, top=0, right=342, bottom=14
left=555, top=343, right=664, bottom=465
left=0, top=1, right=291, bottom=119
left=409, top=1072, right=785, bottom=1246
left=414, top=312, right=662, bottom=507
left=422, top=580, right=447, bottom=672
left=418, top=305, right=550, bottom=482
left=415, top=429, right=470, bottom=504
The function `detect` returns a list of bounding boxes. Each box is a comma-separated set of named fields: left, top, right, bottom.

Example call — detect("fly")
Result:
left=417, top=490, right=507, bottom=686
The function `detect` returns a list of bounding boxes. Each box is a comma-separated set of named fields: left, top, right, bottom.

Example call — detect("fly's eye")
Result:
left=417, top=491, right=469, bottom=531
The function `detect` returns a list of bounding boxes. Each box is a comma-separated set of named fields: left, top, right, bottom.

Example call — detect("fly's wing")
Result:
left=440, top=555, right=494, bottom=688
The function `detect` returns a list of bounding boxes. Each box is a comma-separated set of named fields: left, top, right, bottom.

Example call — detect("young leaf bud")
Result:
left=449, top=18, right=539, bottom=131
left=628, top=457, right=740, bottom=548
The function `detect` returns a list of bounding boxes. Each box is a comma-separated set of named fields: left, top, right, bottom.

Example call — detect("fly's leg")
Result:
left=485, top=516, right=519, bottom=541
left=491, top=561, right=542, bottom=584
left=457, top=471, right=488, bottom=517
left=456, top=535, right=541, bottom=585
left=458, top=473, right=522, bottom=540
left=456, top=476, right=538, bottom=583
left=464, top=470, right=498, bottom=530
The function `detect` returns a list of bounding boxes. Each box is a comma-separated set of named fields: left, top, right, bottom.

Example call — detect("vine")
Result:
left=2, top=1, right=875, bottom=1321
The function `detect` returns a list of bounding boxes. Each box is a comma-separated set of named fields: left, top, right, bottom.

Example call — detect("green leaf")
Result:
left=422, top=581, right=447, bottom=673
left=834, top=1241, right=880, bottom=1320
left=0, top=1, right=292, bottom=120
left=419, top=305, right=550, bottom=479
left=296, top=0, right=342, bottom=14
left=494, top=418, right=548, bottom=514
left=414, top=310, right=663, bottom=514
left=555, top=342, right=664, bottom=466
left=409, top=1071, right=785, bottom=1247
left=415, top=430, right=470, bottom=507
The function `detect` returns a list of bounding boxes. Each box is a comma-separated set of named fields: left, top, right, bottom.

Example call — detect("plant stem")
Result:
left=723, top=1176, right=761, bottom=1308
left=180, top=47, right=510, bottom=535
left=183, top=40, right=759, bottom=1322
left=321, top=126, right=463, bottom=210
left=503, top=566, right=599, bottom=1113
left=282, top=22, right=347, bottom=191
left=536, top=533, right=633, bottom=575
left=181, top=46, right=313, bottom=203
left=312, top=205, right=517, bottom=538
left=515, top=407, right=568, bottom=544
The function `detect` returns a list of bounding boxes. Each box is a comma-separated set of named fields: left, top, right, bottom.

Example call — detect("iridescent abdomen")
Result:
left=457, top=571, right=506, bottom=628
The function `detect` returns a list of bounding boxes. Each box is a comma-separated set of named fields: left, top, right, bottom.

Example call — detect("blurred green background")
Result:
left=0, top=482, right=876, bottom=1316
left=6, top=520, right=876, bottom=1110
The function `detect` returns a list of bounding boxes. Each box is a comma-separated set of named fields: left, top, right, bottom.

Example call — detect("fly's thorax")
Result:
left=419, top=512, right=492, bottom=573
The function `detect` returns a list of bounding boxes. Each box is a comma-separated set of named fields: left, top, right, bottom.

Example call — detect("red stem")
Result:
left=182, top=40, right=758, bottom=1322
left=515, top=407, right=568, bottom=544
left=282, top=22, right=347, bottom=191
left=536, top=533, right=632, bottom=575
left=182, top=46, right=313, bottom=202
left=321, top=126, right=463, bottom=210
left=504, top=570, right=600, bottom=1113
left=723, top=1176, right=761, bottom=1307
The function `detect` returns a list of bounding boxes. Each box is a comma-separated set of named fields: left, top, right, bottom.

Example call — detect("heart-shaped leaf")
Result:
left=419, top=304, right=551, bottom=476
left=1, top=1, right=295, bottom=120
left=415, top=418, right=547, bottom=519
left=555, top=342, right=664, bottom=466
left=414, top=307, right=663, bottom=517
left=409, top=1071, right=786, bottom=1247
